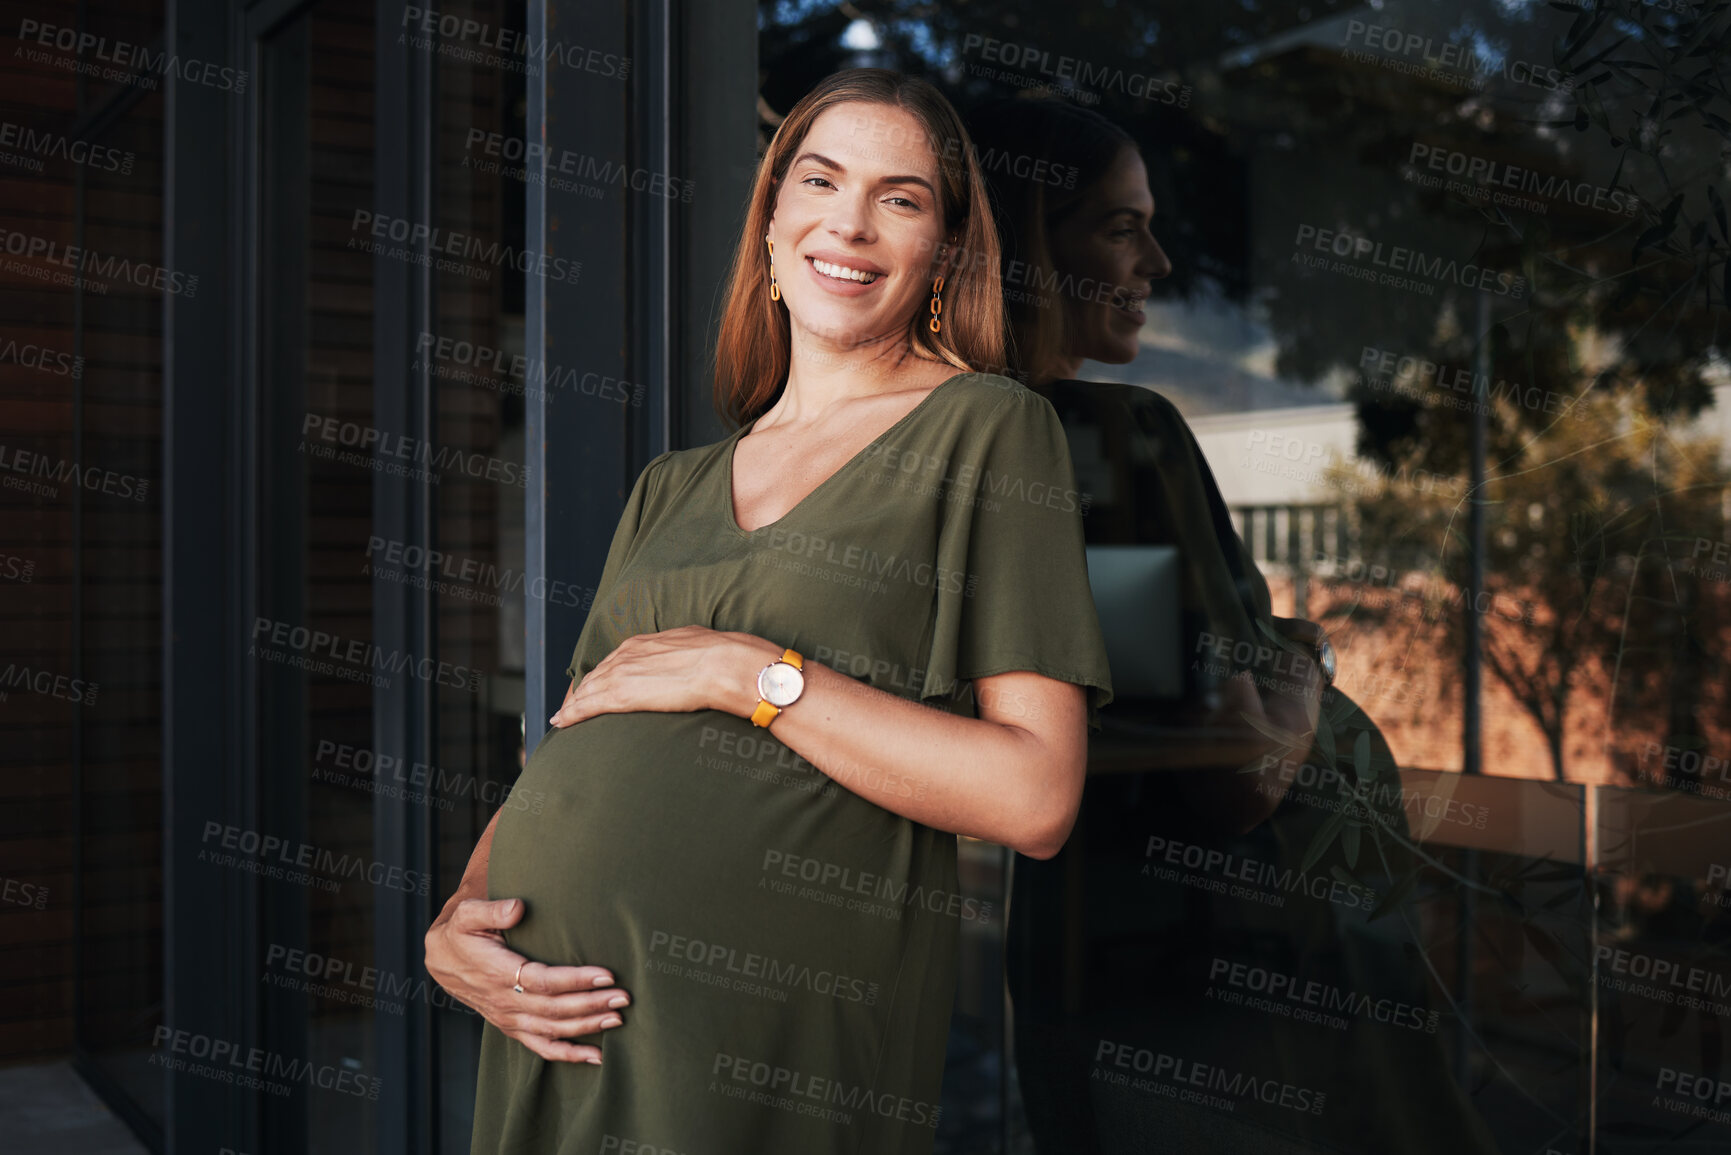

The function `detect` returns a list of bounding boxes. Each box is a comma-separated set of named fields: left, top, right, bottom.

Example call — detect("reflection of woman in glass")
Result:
left=424, top=70, right=1113, bottom=1154
left=968, top=98, right=1498, bottom=1155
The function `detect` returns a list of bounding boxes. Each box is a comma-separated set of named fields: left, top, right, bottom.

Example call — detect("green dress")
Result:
left=474, top=372, right=1113, bottom=1155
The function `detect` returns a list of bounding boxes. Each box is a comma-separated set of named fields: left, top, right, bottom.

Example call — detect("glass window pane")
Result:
left=749, top=2, right=1728, bottom=1149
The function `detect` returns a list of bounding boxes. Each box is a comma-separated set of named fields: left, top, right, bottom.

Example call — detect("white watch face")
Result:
left=759, top=662, right=804, bottom=708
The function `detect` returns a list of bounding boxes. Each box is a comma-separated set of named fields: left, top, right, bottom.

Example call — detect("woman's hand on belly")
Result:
left=424, top=896, right=632, bottom=1063
left=550, top=627, right=776, bottom=728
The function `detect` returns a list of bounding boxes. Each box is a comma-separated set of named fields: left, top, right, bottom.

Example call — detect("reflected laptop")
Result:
left=1085, top=545, right=1183, bottom=702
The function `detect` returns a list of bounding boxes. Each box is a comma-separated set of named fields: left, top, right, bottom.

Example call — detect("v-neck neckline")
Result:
left=723, top=372, right=971, bottom=537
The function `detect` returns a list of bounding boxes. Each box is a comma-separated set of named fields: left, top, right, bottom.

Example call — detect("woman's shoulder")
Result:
left=622, top=438, right=731, bottom=507
left=935, top=369, right=1055, bottom=423
left=875, top=372, right=1069, bottom=463
left=949, top=368, right=1036, bottom=398
left=651, top=426, right=746, bottom=470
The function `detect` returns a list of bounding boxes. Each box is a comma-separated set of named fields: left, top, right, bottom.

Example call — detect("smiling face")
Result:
left=1046, top=143, right=1173, bottom=369
left=766, top=101, right=955, bottom=357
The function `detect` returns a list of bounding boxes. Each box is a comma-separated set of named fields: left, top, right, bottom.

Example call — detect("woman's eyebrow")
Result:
left=791, top=151, right=935, bottom=196
left=1098, top=205, right=1154, bottom=225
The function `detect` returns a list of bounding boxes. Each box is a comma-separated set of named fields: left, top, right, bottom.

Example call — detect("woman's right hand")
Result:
left=424, top=896, right=630, bottom=1064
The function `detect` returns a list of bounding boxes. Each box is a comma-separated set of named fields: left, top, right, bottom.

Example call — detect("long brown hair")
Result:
left=712, top=69, right=1006, bottom=428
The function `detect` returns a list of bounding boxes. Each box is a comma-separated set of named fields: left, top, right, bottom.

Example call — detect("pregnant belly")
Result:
left=487, top=709, right=946, bottom=998
left=485, top=709, right=964, bottom=1147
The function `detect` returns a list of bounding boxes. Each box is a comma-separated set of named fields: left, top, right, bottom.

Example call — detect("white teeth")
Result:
left=811, top=258, right=879, bottom=283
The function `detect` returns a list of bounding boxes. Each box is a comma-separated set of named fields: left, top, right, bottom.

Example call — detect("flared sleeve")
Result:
left=919, top=383, right=1115, bottom=729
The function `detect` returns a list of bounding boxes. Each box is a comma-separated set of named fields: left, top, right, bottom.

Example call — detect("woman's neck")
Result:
left=769, top=328, right=948, bottom=428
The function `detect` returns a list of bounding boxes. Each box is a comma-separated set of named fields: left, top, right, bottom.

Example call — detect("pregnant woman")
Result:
left=425, top=69, right=1113, bottom=1155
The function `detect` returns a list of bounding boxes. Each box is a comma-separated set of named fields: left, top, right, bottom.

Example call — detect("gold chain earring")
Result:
left=928, top=275, right=944, bottom=333
left=766, top=237, right=780, bottom=301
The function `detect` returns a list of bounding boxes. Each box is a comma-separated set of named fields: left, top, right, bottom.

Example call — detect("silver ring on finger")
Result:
left=513, top=961, right=526, bottom=994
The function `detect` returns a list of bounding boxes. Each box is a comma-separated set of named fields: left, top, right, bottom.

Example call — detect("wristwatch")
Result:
left=750, top=647, right=805, bottom=728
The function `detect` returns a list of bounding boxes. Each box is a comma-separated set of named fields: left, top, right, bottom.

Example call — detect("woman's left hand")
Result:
left=548, top=626, right=776, bottom=728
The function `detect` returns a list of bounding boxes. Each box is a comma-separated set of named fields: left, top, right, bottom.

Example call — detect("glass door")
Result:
left=252, top=5, right=380, bottom=1150
left=248, top=2, right=533, bottom=1149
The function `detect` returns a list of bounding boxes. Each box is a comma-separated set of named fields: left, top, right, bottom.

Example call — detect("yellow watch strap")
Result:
left=750, top=648, right=802, bottom=728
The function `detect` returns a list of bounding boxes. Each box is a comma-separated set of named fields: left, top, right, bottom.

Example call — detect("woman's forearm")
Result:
left=719, top=638, right=1088, bottom=859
